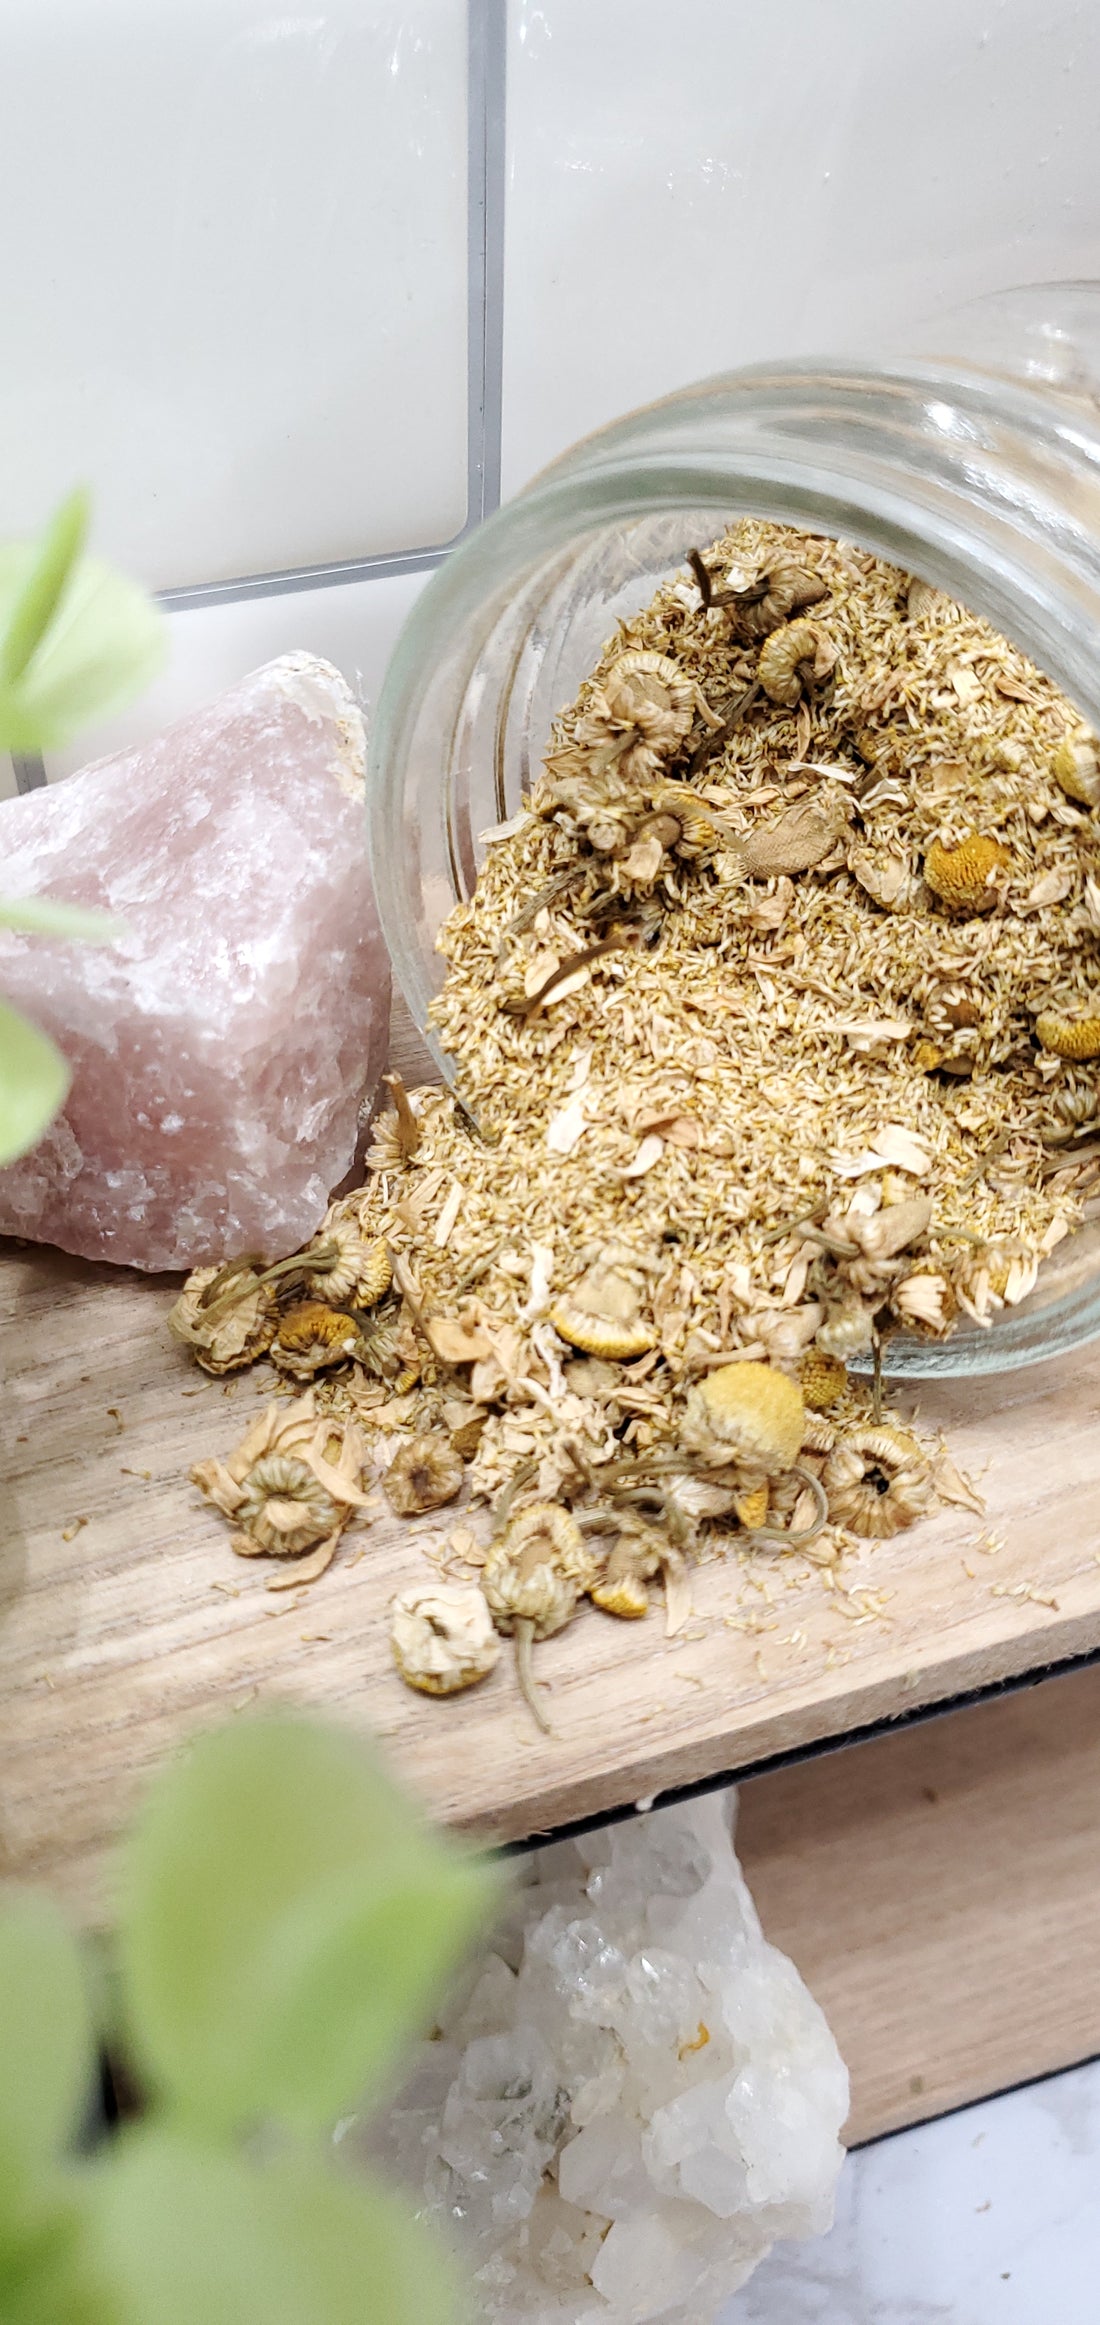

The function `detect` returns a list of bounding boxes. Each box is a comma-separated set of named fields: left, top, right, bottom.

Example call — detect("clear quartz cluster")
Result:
left=0, top=654, right=389, bottom=1270
left=373, top=1794, right=848, bottom=2324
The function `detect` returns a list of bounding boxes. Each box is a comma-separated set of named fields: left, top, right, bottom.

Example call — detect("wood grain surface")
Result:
left=4, top=1212, right=1100, bottom=1933
left=5, top=995, right=1100, bottom=2147
left=737, top=1663, right=1100, bottom=2142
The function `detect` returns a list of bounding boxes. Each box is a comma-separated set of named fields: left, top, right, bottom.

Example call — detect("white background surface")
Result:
left=722, top=2057, right=1100, bottom=2323
left=4, top=4, right=1100, bottom=2308
left=501, top=0, right=1100, bottom=493
left=0, top=0, right=468, bottom=589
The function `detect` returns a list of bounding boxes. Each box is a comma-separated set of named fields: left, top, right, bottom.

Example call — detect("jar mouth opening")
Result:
left=368, top=352, right=1100, bottom=1376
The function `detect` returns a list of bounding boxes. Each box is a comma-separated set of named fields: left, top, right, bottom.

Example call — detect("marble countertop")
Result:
left=723, top=2057, right=1100, bottom=2323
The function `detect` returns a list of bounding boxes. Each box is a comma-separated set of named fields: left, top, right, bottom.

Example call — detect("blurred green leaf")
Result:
left=0, top=1894, right=94, bottom=2186
left=85, top=2127, right=461, bottom=2325
left=0, top=488, right=89, bottom=687
left=0, top=1000, right=70, bottom=1166
left=120, top=1717, right=499, bottom=2134
left=0, top=2195, right=106, bottom=2325
left=0, top=897, right=120, bottom=942
left=0, top=499, right=164, bottom=754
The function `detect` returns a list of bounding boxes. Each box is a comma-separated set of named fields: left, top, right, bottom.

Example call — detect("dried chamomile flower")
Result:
left=1034, top=1006, right=1100, bottom=1061
left=924, top=833, right=1011, bottom=915
left=800, top=1413, right=838, bottom=1455
left=357, top=1303, right=421, bottom=1386
left=986, top=1248, right=1040, bottom=1306
left=1052, top=730, right=1100, bottom=809
left=365, top=1111, right=407, bottom=1172
left=586, top=1511, right=687, bottom=1625
left=390, top=1583, right=500, bottom=1697
left=822, top=1426, right=932, bottom=1537
left=303, top=1210, right=392, bottom=1307
left=482, top=1502, right=597, bottom=1733
left=798, top=1347, right=848, bottom=1411
left=843, top=1193, right=933, bottom=1264
left=753, top=562, right=829, bottom=628
left=555, top=649, right=712, bottom=785
left=168, top=1261, right=277, bottom=1375
left=589, top=1538, right=652, bottom=1621
left=816, top=1291, right=877, bottom=1360
left=681, top=1360, right=805, bottom=1474
left=193, top=1391, right=321, bottom=1499
left=757, top=620, right=837, bottom=708
left=951, top=1244, right=1037, bottom=1326
left=647, top=781, right=739, bottom=859
left=233, top=1455, right=342, bottom=1557
left=271, top=1301, right=361, bottom=1377
left=365, top=1080, right=424, bottom=1171
left=917, top=975, right=984, bottom=1037
left=191, top=1393, right=371, bottom=1583
left=383, top=1431, right=464, bottom=1517
left=601, top=782, right=740, bottom=886
left=1053, top=1071, right=1099, bottom=1130
left=891, top=1272, right=956, bottom=1334
left=699, top=554, right=829, bottom=640
left=532, top=759, right=633, bottom=852
left=550, top=1249, right=657, bottom=1361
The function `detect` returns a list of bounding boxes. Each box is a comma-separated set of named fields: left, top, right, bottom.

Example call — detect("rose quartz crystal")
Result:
left=0, top=654, right=389, bottom=1270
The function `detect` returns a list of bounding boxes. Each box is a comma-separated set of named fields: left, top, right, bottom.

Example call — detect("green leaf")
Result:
left=0, top=1000, right=70, bottom=1166
left=0, top=2194, right=105, bottom=2325
left=85, top=2128, right=463, bottom=2325
left=120, top=1717, right=499, bottom=2134
left=0, top=896, right=120, bottom=942
left=0, top=489, right=89, bottom=687
left=0, top=1893, right=94, bottom=2184
left=0, top=519, right=164, bottom=755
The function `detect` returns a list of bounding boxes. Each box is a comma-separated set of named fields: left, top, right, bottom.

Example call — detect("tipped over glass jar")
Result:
left=369, top=286, right=1100, bottom=1376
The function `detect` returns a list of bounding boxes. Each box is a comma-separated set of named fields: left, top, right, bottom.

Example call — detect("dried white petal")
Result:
left=546, top=1094, right=589, bottom=1155
left=621, top=1133, right=664, bottom=1179
left=478, top=809, right=534, bottom=844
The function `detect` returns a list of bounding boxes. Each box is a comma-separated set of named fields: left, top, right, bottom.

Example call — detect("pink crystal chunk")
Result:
left=0, top=654, right=390, bottom=1270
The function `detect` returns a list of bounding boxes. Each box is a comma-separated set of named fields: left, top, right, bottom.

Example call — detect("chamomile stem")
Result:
left=514, top=1617, right=552, bottom=1735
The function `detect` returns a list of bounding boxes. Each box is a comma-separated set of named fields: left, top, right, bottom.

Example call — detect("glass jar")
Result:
left=369, top=285, right=1100, bottom=1376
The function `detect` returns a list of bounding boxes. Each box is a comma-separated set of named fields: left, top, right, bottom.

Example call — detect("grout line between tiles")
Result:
left=11, top=752, right=47, bottom=796
left=468, top=0, right=507, bottom=527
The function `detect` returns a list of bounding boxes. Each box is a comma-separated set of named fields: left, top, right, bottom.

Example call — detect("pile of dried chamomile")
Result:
left=173, top=520, right=1100, bottom=1732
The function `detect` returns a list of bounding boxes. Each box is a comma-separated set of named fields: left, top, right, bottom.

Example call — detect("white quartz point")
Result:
left=0, top=654, right=389, bottom=1269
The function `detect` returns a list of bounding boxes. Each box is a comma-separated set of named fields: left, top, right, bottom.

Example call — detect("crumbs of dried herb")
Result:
left=177, top=519, right=1100, bottom=1725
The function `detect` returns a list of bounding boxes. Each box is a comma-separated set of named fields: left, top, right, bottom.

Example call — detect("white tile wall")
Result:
left=501, top=0, right=1100, bottom=493
left=13, top=0, right=1100, bottom=796
left=0, top=0, right=469, bottom=592
left=45, top=572, right=429, bottom=779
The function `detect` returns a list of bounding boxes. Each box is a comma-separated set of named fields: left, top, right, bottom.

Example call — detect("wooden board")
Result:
left=4, top=1215, right=1100, bottom=1929
left=737, top=1662, right=1100, bottom=2143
